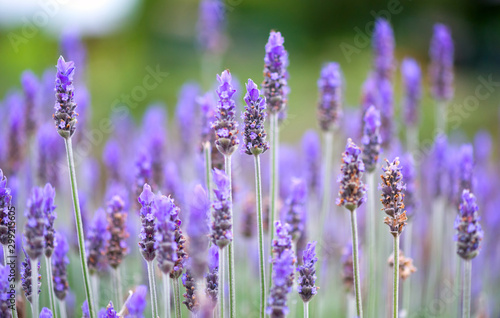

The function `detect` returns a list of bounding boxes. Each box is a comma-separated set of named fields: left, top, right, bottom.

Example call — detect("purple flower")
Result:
left=401, top=58, right=422, bottom=126
left=378, top=78, right=394, bottom=149
left=41, top=184, right=57, bottom=258
left=429, top=135, right=448, bottom=198
left=82, top=300, right=90, bottom=318
left=103, top=138, right=122, bottom=183
left=429, top=24, right=454, bottom=101
left=283, top=179, right=307, bottom=241
left=39, top=307, right=53, bottom=318
left=336, top=139, right=366, bottom=211
left=457, top=144, right=474, bottom=207
left=473, top=130, right=492, bottom=165
left=272, top=221, right=293, bottom=259
left=86, top=208, right=110, bottom=274
left=53, top=56, right=77, bottom=138
left=213, top=70, right=239, bottom=156
left=134, top=148, right=153, bottom=203
left=211, top=169, right=233, bottom=248
left=21, top=247, right=41, bottom=303
left=341, top=244, right=354, bottom=292
left=401, top=154, right=417, bottom=220
left=205, top=245, right=219, bottom=310
left=100, top=302, right=118, bottom=318
left=360, top=73, right=377, bottom=122
left=0, top=265, right=12, bottom=318
left=21, top=70, right=40, bottom=138
left=138, top=184, right=157, bottom=262
left=52, top=232, right=69, bottom=300
left=380, top=158, right=407, bottom=237
left=242, top=79, right=269, bottom=155
left=297, top=241, right=318, bottom=303
left=361, top=105, right=381, bottom=173
left=0, top=170, right=13, bottom=246
left=373, top=18, right=395, bottom=80
left=142, top=105, right=167, bottom=188
left=267, top=249, right=295, bottom=317
left=317, top=62, right=343, bottom=131
left=198, top=92, right=216, bottom=147
left=197, top=0, right=226, bottom=53
left=60, top=32, right=86, bottom=82
left=182, top=269, right=199, bottom=313
left=125, top=285, right=147, bottom=318
left=455, top=190, right=483, bottom=260
left=37, top=123, right=64, bottom=187
left=188, top=185, right=210, bottom=279
left=176, top=83, right=201, bottom=151
left=301, top=130, right=321, bottom=194
left=154, top=194, right=179, bottom=275
left=105, top=195, right=129, bottom=269
left=262, top=31, right=289, bottom=115
left=24, top=187, right=46, bottom=260
left=6, top=92, right=25, bottom=175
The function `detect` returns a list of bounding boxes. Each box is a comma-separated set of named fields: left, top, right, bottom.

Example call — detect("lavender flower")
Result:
left=105, top=195, right=129, bottom=269
left=134, top=149, right=153, bottom=203
left=82, top=300, right=90, bottom=318
left=138, top=184, right=156, bottom=262
left=341, top=244, right=354, bottom=293
left=266, top=249, right=295, bottom=317
left=197, top=0, right=226, bottom=53
left=24, top=187, right=46, bottom=260
left=373, top=18, right=395, bottom=80
left=101, top=302, right=118, bottom=318
left=317, top=62, right=343, bottom=131
left=37, top=123, right=64, bottom=187
left=39, top=307, right=53, bottom=318
left=429, top=24, right=454, bottom=101
left=205, top=245, right=219, bottom=309
left=240, top=194, right=256, bottom=238
left=401, top=58, right=422, bottom=126
left=336, top=139, right=366, bottom=211
left=272, top=221, right=293, bottom=259
left=52, top=233, right=69, bottom=300
left=154, top=194, right=179, bottom=275
left=360, top=73, right=377, bottom=124
left=455, top=190, right=483, bottom=260
left=0, top=170, right=13, bottom=246
left=188, top=185, right=210, bottom=279
left=242, top=78, right=270, bottom=155
left=430, top=135, right=448, bottom=198
left=6, top=92, right=25, bottom=175
left=198, top=92, right=216, bottom=147
left=182, top=269, right=199, bottom=313
left=457, top=144, right=474, bottom=206
left=379, top=78, right=394, bottom=149
left=211, top=169, right=233, bottom=248
left=53, top=56, right=77, bottom=139
left=86, top=208, right=110, bottom=274
left=262, top=31, right=289, bottom=115
left=176, top=83, right=201, bottom=151
left=301, top=130, right=321, bottom=194
left=21, top=70, right=40, bottom=137
left=60, top=32, right=87, bottom=82
left=401, top=154, right=417, bottom=219
left=21, top=248, right=41, bottom=303
left=297, top=241, right=318, bottom=303
left=380, top=158, right=407, bottom=236
left=142, top=105, right=167, bottom=188
left=126, top=285, right=147, bottom=318
left=42, top=184, right=56, bottom=258
left=213, top=70, right=239, bottom=156
left=361, top=105, right=381, bottom=173
left=103, top=139, right=122, bottom=183
left=283, top=179, right=307, bottom=241
left=0, top=265, right=12, bottom=318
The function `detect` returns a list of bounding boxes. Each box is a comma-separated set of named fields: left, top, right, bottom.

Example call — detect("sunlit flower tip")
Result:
left=401, top=58, right=422, bottom=126
left=20, top=248, right=41, bottom=304
left=205, top=245, right=219, bottom=309
left=267, top=249, right=295, bottom=317
left=242, top=78, right=269, bottom=155
left=138, top=184, right=157, bottom=262
left=154, top=194, right=179, bottom=275
left=39, top=307, right=53, bottom=318
left=52, top=232, right=69, bottom=301
left=53, top=56, right=77, bottom=138
left=297, top=241, right=318, bottom=303
left=430, top=24, right=454, bottom=101
left=263, top=30, right=289, bottom=115
left=86, top=208, right=110, bottom=274
left=373, top=18, right=395, bottom=79
left=336, top=139, right=366, bottom=212
left=105, top=195, right=129, bottom=269
left=0, top=170, right=13, bottom=246
left=455, top=190, right=483, bottom=260
left=317, top=62, right=343, bottom=131
left=380, top=158, right=407, bottom=237
left=182, top=269, right=199, bottom=313
left=126, top=285, right=147, bottom=317
left=361, top=105, right=381, bottom=173
left=213, top=70, right=239, bottom=156
left=211, top=169, right=233, bottom=248
left=388, top=250, right=417, bottom=281
left=283, top=179, right=307, bottom=241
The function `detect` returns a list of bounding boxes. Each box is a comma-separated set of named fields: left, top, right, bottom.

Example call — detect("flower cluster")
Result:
left=24, top=187, right=47, bottom=260
left=52, top=233, right=69, bottom=301
left=188, top=185, right=210, bottom=279
left=262, top=31, right=289, bottom=115
left=154, top=194, right=179, bottom=275
left=361, top=105, right=381, bottom=173
left=53, top=56, right=77, bottom=138
left=283, top=179, right=307, bottom=241
left=105, top=195, right=129, bottom=269
left=126, top=285, right=147, bottom=317
left=86, top=208, right=110, bottom=274
left=211, top=169, right=233, bottom=248
left=373, top=18, right=395, bottom=80
left=317, top=62, right=343, bottom=131
left=138, top=184, right=157, bottom=262
left=297, top=241, right=318, bottom=303
left=0, top=170, right=13, bottom=246
left=455, top=190, right=483, bottom=260
left=336, top=139, right=366, bottom=211
left=213, top=70, right=239, bottom=156
left=182, top=269, right=199, bottom=313
left=21, top=248, right=41, bottom=304
left=380, top=158, right=407, bottom=237
left=429, top=24, right=454, bottom=101
left=39, top=308, right=53, bottom=318
left=401, top=58, right=422, bottom=126
left=267, top=249, right=295, bottom=317
left=242, top=79, right=269, bottom=155
left=42, top=184, right=56, bottom=258
left=205, top=245, right=219, bottom=310
left=401, top=154, right=417, bottom=220
left=0, top=265, right=12, bottom=317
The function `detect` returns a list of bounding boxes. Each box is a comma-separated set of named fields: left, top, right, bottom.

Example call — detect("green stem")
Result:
left=204, top=143, right=213, bottom=202
left=147, top=261, right=159, bottom=318
left=436, top=101, right=447, bottom=135
left=63, top=137, right=95, bottom=318
left=402, top=223, right=412, bottom=316
left=268, top=113, right=279, bottom=291
left=254, top=155, right=267, bottom=318
left=224, top=155, right=236, bottom=318
left=303, top=301, right=309, bottom=318
left=219, top=247, right=225, bottom=318
left=162, top=273, right=171, bottom=318
left=91, top=275, right=99, bottom=309
left=426, top=198, right=445, bottom=302
left=114, top=267, right=123, bottom=307
left=454, top=255, right=462, bottom=318
left=367, top=172, right=377, bottom=317
left=2, top=245, right=7, bottom=266
left=349, top=209, right=363, bottom=318
left=462, top=260, right=471, bottom=318
left=31, top=258, right=39, bottom=317
left=45, top=256, right=58, bottom=318
left=393, top=235, right=400, bottom=318
left=173, top=278, right=181, bottom=318
left=59, top=300, right=67, bottom=318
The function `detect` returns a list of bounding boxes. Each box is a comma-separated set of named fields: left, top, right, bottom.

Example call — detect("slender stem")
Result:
left=349, top=209, right=363, bottom=318
left=204, top=143, right=213, bottom=202
left=426, top=198, right=445, bottom=302
left=254, top=155, right=267, bottom=318
left=393, top=235, right=400, bottom=318
left=462, top=260, right=471, bottom=318
left=224, top=155, right=236, bottom=318
left=114, top=267, right=123, bottom=306
left=59, top=300, right=67, bottom=318
left=303, top=302, right=309, bottom=318
left=367, top=172, right=377, bottom=317
left=45, top=256, right=58, bottom=318
left=402, top=223, right=413, bottom=316
left=436, top=101, right=447, bottom=135
left=147, top=261, right=159, bottom=318
left=268, top=114, right=279, bottom=290
left=2, top=245, right=7, bottom=266
left=30, top=258, right=39, bottom=317
left=219, top=247, right=225, bottom=318
left=63, top=137, right=95, bottom=318
left=173, top=278, right=182, bottom=318
left=162, top=273, right=171, bottom=318
left=91, top=275, right=99, bottom=309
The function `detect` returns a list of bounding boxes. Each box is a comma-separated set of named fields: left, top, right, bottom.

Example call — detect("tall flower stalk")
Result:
left=243, top=78, right=270, bottom=317
left=52, top=56, right=95, bottom=318
left=336, top=139, right=366, bottom=318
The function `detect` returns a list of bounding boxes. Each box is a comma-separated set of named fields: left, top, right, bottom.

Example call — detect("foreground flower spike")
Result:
left=197, top=0, right=226, bottom=53
left=361, top=105, right=381, bottom=173
left=337, top=139, right=367, bottom=211
left=430, top=24, right=454, bottom=102
left=317, top=62, right=343, bottom=132
left=272, top=221, right=293, bottom=259
left=297, top=241, right=318, bottom=304
left=125, top=285, right=147, bottom=317
left=205, top=245, right=219, bottom=310
left=21, top=70, right=40, bottom=138
left=380, top=158, right=407, bottom=236
left=283, top=179, right=307, bottom=242
left=242, top=79, right=270, bottom=155
left=52, top=233, right=69, bottom=301
left=53, top=56, right=77, bottom=139
left=182, top=269, right=199, bottom=313
left=0, top=265, right=12, bottom=317
left=138, top=184, right=157, bottom=262
left=42, top=184, right=57, bottom=258
left=388, top=250, right=417, bottom=281
left=154, top=195, right=179, bottom=275
left=188, top=185, right=210, bottom=279
left=373, top=18, right=395, bottom=80
left=211, top=168, right=233, bottom=248
left=39, top=307, right=53, bottom=318
left=86, top=208, right=110, bottom=274
left=401, top=58, right=422, bottom=127
left=213, top=70, right=239, bottom=156
left=266, top=249, right=295, bottom=318
left=0, top=170, right=13, bottom=247
left=21, top=248, right=41, bottom=304
left=262, top=31, right=289, bottom=115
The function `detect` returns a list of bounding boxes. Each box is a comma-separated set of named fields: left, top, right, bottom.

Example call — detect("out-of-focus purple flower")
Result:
left=197, top=0, right=226, bottom=53
left=134, top=149, right=152, bottom=204
left=267, top=249, right=295, bottom=317
left=262, top=31, right=289, bottom=115
left=297, top=241, right=318, bottom=303
left=125, top=285, right=147, bottom=318
left=60, top=32, right=86, bottom=81
left=373, top=18, right=395, bottom=80
left=0, top=170, right=13, bottom=246
left=272, top=221, right=293, bottom=259
left=21, top=70, right=40, bottom=138
left=52, top=233, right=69, bottom=300
left=182, top=268, right=199, bottom=313
left=163, top=161, right=184, bottom=207
left=301, top=130, right=321, bottom=195
left=188, top=185, right=210, bottom=279
left=6, top=91, right=25, bottom=175
left=455, top=190, right=483, bottom=260
left=53, top=56, right=77, bottom=139
left=42, top=184, right=56, bottom=258
left=401, top=58, right=422, bottom=126
left=198, top=92, right=216, bottom=147
left=39, top=307, right=53, bottom=318
left=429, top=24, right=454, bottom=102
left=361, top=105, right=381, bottom=173
left=283, top=179, right=307, bottom=241
left=401, top=154, right=417, bottom=220
left=154, top=194, right=179, bottom=275
left=105, top=195, right=129, bottom=269
left=138, top=184, right=156, bottom=262
left=213, top=70, right=239, bottom=156
left=429, top=135, right=448, bottom=198
left=341, top=244, right=354, bottom=293
left=317, top=62, right=343, bottom=131
left=379, top=78, right=394, bottom=149
left=457, top=144, right=474, bottom=207
left=86, top=208, right=110, bottom=274
left=380, top=158, right=407, bottom=236
left=74, top=85, right=91, bottom=140
left=211, top=169, right=232, bottom=248
left=24, top=187, right=46, bottom=260
left=100, top=302, right=118, bottom=318
left=336, top=139, right=366, bottom=211
left=240, top=194, right=256, bottom=238
left=360, top=73, right=377, bottom=120
left=103, top=139, right=122, bottom=183
left=142, top=105, right=167, bottom=188
left=242, top=79, right=269, bottom=155
left=37, top=123, right=64, bottom=187
left=205, top=245, right=219, bottom=310
left=473, top=130, right=492, bottom=165
left=21, top=248, right=41, bottom=303
left=0, top=265, right=12, bottom=317
left=82, top=300, right=90, bottom=318
left=176, top=83, right=201, bottom=150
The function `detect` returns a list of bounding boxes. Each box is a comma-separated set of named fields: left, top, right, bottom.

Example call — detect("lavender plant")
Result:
left=205, top=245, right=219, bottom=311
left=401, top=58, right=422, bottom=151
left=0, top=265, right=12, bottom=318
left=52, top=233, right=69, bottom=317
left=266, top=249, right=295, bottom=318
left=297, top=241, right=318, bottom=317
left=0, top=170, right=13, bottom=263
left=125, top=285, right=147, bottom=318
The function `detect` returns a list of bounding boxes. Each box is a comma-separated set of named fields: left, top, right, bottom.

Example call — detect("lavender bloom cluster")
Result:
left=317, top=62, right=343, bottom=131
left=182, top=269, right=199, bottom=313
left=455, top=190, right=483, bottom=260
left=105, top=195, right=129, bottom=269
left=24, top=185, right=54, bottom=260
left=373, top=18, right=395, bottom=80
left=205, top=245, right=219, bottom=309
left=211, top=169, right=233, bottom=248
left=361, top=105, right=381, bottom=173
left=53, top=56, right=77, bottom=138
left=39, top=308, right=53, bottom=318
left=42, top=184, right=56, bottom=258
left=401, top=58, right=422, bottom=126
left=267, top=249, right=295, bottom=317
left=154, top=194, right=179, bottom=275
left=21, top=248, right=41, bottom=303
left=0, top=170, right=13, bottom=246
left=138, top=184, right=157, bottom=262
left=297, top=241, right=318, bottom=303
left=380, top=158, right=408, bottom=236
left=52, top=233, right=69, bottom=301
left=0, top=265, right=12, bottom=317
left=213, top=70, right=239, bottom=156
left=242, top=79, right=269, bottom=155
left=188, top=185, right=210, bottom=279
left=429, top=24, right=454, bottom=101
left=86, top=208, right=110, bottom=274
left=336, top=139, right=366, bottom=211
left=283, top=179, right=307, bottom=241
left=262, top=31, right=289, bottom=115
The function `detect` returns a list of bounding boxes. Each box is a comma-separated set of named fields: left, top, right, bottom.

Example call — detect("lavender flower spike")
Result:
left=262, top=31, right=289, bottom=115
left=283, top=179, right=307, bottom=241
left=301, top=131, right=321, bottom=194
left=430, top=24, right=454, bottom=102
left=126, top=285, right=147, bottom=317
left=317, top=62, right=343, bottom=131
left=138, top=184, right=157, bottom=262
left=24, top=187, right=46, bottom=260
left=401, top=58, right=422, bottom=126
left=182, top=269, right=199, bottom=313
left=197, top=0, right=226, bottom=53
left=0, top=170, right=13, bottom=246
left=457, top=144, right=474, bottom=207
left=188, top=185, right=210, bottom=279
left=21, top=70, right=40, bottom=138
left=401, top=154, right=417, bottom=220
left=213, top=70, right=239, bottom=156
left=361, top=106, right=381, bottom=173
left=267, top=249, right=295, bottom=318
left=272, top=221, right=293, bottom=259
left=21, top=248, right=41, bottom=303
left=242, top=78, right=270, bottom=155
left=211, top=169, right=233, bottom=248
left=52, top=233, right=69, bottom=301
left=205, top=245, right=219, bottom=309
left=455, top=190, right=483, bottom=260
left=380, top=158, right=408, bottom=237
left=53, top=56, right=77, bottom=139
left=105, top=195, right=129, bottom=269
left=297, top=241, right=318, bottom=303
left=0, top=265, right=12, bottom=318
left=39, top=307, right=53, bottom=318
left=373, top=18, right=395, bottom=80
left=336, top=139, right=367, bottom=211
left=86, top=208, right=110, bottom=274
left=154, top=195, right=179, bottom=275
left=102, top=301, right=118, bottom=318
left=42, top=184, right=57, bottom=258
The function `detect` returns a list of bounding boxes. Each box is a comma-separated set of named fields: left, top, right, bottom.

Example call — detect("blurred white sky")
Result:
left=0, top=0, right=141, bottom=36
